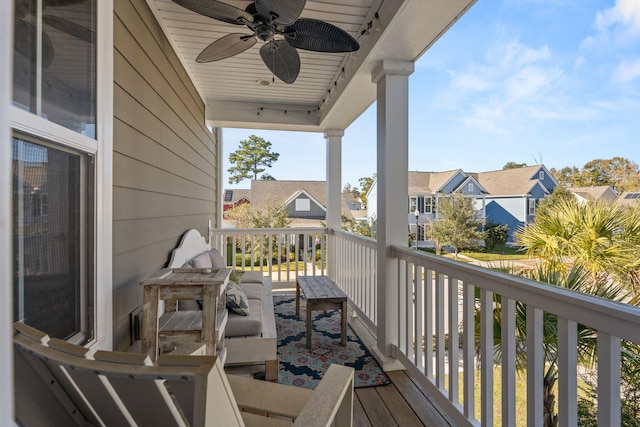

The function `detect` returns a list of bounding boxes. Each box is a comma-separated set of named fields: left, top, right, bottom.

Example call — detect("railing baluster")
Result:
left=462, top=282, right=474, bottom=419
left=415, top=264, right=424, bottom=372
left=526, top=305, right=543, bottom=426
left=598, top=332, right=621, bottom=426
left=449, top=277, right=459, bottom=403
left=481, top=289, right=494, bottom=427
left=425, top=268, right=433, bottom=378
left=502, top=297, right=516, bottom=427
left=436, top=272, right=446, bottom=390
left=398, top=260, right=407, bottom=354
left=558, top=317, right=578, bottom=427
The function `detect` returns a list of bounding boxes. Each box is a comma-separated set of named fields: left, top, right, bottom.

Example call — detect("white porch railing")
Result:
left=212, top=227, right=640, bottom=426
left=387, top=245, right=640, bottom=427
left=334, top=230, right=377, bottom=332
left=210, top=227, right=327, bottom=285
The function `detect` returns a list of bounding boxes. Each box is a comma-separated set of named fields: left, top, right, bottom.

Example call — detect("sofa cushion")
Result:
left=208, top=249, right=226, bottom=269
left=240, top=283, right=263, bottom=302
left=226, top=281, right=250, bottom=316
left=190, top=253, right=212, bottom=269
left=240, top=271, right=265, bottom=284
left=225, top=299, right=263, bottom=336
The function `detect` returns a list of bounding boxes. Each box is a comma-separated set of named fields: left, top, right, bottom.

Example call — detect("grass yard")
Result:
left=461, top=245, right=532, bottom=262
left=444, top=368, right=541, bottom=426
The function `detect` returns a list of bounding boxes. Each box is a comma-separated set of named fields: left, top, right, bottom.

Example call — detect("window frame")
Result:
left=539, top=171, right=545, bottom=181
left=424, top=196, right=432, bottom=214
left=9, top=0, right=113, bottom=350
left=528, top=198, right=537, bottom=216
left=409, top=196, right=418, bottom=214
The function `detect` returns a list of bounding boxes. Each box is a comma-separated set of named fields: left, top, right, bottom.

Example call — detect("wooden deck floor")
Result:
left=354, top=370, right=452, bottom=426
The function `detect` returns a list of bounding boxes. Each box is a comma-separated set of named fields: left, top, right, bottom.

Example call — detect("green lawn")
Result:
left=461, top=245, right=531, bottom=262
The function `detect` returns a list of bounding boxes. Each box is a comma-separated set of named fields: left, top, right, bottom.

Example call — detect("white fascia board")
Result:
left=283, top=189, right=327, bottom=212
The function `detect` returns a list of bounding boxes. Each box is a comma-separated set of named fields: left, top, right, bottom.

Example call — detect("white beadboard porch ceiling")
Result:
left=147, top=0, right=476, bottom=132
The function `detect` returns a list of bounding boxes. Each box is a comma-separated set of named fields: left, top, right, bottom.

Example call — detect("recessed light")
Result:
left=257, top=79, right=271, bottom=86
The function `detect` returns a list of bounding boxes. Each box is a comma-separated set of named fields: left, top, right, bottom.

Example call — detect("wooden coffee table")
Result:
left=296, top=276, right=348, bottom=349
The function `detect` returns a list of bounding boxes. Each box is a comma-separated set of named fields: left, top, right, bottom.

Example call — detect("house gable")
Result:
left=455, top=176, right=487, bottom=196
left=436, top=169, right=468, bottom=194
left=283, top=189, right=326, bottom=219
left=528, top=165, right=557, bottom=193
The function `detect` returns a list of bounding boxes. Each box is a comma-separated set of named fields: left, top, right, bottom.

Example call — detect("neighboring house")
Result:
left=568, top=186, right=618, bottom=204
left=366, top=165, right=557, bottom=244
left=228, top=180, right=362, bottom=228
left=617, top=191, right=640, bottom=208
left=477, top=165, right=557, bottom=242
left=222, top=189, right=251, bottom=217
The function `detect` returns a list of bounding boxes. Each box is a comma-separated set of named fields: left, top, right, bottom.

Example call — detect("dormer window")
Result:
left=296, top=198, right=310, bottom=211
left=539, top=171, right=545, bottom=180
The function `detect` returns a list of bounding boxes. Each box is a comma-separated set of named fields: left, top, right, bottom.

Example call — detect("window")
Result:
left=424, top=197, right=432, bottom=213
left=409, top=196, right=418, bottom=213
left=12, top=0, right=99, bottom=344
left=13, top=136, right=94, bottom=342
left=468, top=183, right=474, bottom=193
left=528, top=199, right=536, bottom=215
left=539, top=171, right=545, bottom=181
left=13, top=0, right=97, bottom=138
left=296, top=198, right=310, bottom=211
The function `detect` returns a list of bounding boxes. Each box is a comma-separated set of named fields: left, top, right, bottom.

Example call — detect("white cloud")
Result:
left=613, top=58, right=640, bottom=83
left=596, top=0, right=640, bottom=33
left=451, top=73, right=489, bottom=91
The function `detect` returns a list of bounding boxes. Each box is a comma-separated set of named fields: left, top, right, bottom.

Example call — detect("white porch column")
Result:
left=324, top=129, right=344, bottom=281
left=373, top=60, right=414, bottom=370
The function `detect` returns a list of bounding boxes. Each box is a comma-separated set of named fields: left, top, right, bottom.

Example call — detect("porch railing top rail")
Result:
left=391, top=244, right=640, bottom=344
left=212, top=227, right=326, bottom=236
left=333, top=229, right=376, bottom=249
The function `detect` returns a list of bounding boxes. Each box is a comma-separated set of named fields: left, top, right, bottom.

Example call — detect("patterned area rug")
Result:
left=274, top=292, right=391, bottom=390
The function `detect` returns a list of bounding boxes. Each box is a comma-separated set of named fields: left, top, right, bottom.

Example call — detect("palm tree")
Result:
left=514, top=199, right=640, bottom=296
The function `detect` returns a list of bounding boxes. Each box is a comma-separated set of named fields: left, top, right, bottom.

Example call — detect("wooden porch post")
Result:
left=372, top=60, right=413, bottom=370
left=325, top=129, right=343, bottom=281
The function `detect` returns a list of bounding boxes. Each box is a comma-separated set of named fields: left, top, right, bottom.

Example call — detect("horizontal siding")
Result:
left=112, top=0, right=217, bottom=350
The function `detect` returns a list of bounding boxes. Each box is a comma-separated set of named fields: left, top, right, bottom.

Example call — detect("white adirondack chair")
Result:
left=13, top=322, right=354, bottom=427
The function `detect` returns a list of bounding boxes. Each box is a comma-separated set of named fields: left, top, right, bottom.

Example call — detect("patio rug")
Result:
left=273, top=292, right=391, bottom=390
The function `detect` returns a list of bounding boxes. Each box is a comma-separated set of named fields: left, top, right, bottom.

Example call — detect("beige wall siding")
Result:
left=112, top=0, right=217, bottom=350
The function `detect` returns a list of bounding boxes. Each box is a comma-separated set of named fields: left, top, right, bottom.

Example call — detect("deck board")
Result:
left=356, top=386, right=398, bottom=426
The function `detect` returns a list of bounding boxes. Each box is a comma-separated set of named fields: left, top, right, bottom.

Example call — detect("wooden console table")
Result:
left=296, top=276, right=348, bottom=349
left=140, top=267, right=230, bottom=362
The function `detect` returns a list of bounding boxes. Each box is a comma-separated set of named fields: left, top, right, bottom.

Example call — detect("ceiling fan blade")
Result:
left=172, top=0, right=253, bottom=26
left=15, top=19, right=54, bottom=68
left=196, top=33, right=256, bottom=63
left=284, top=19, right=359, bottom=52
left=259, top=40, right=300, bottom=84
left=255, top=0, right=306, bottom=26
left=43, top=15, right=95, bottom=44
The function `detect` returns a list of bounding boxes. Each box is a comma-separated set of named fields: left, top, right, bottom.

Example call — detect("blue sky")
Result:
left=222, top=0, right=640, bottom=190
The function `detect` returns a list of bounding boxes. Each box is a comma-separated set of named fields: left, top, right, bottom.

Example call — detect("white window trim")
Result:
left=468, top=183, right=474, bottom=193
left=528, top=199, right=536, bottom=215
left=1, top=0, right=14, bottom=420
left=9, top=0, right=114, bottom=351
left=424, top=196, right=432, bottom=213
left=409, top=196, right=418, bottom=213
left=539, top=171, right=545, bottom=180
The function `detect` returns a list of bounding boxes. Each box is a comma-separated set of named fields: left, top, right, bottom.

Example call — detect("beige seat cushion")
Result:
left=226, top=299, right=263, bottom=336
left=241, top=271, right=265, bottom=284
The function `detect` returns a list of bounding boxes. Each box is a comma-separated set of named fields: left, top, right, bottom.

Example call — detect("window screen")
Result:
left=13, top=136, right=94, bottom=341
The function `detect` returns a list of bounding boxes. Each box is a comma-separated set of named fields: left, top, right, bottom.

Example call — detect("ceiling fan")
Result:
left=15, top=0, right=95, bottom=68
left=172, top=0, right=360, bottom=84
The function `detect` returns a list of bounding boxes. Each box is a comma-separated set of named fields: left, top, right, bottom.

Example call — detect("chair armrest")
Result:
left=293, top=364, right=354, bottom=427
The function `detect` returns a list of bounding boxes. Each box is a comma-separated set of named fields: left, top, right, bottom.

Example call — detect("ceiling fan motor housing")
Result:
left=255, top=23, right=274, bottom=42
